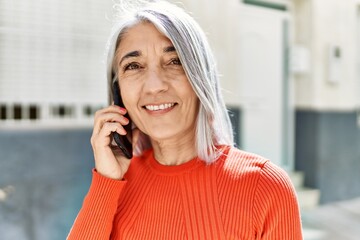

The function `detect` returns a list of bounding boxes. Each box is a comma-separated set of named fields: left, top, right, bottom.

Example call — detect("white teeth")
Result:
left=145, top=103, right=175, bottom=111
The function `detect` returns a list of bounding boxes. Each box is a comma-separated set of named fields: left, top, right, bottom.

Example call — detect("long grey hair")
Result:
left=106, top=0, right=234, bottom=163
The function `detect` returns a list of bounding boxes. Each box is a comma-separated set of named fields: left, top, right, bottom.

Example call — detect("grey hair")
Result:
left=106, top=0, right=234, bottom=163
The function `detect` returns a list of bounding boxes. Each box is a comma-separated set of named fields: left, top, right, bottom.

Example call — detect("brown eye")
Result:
left=170, top=58, right=182, bottom=65
left=124, top=62, right=141, bottom=71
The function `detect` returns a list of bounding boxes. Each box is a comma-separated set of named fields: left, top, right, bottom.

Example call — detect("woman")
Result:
left=68, top=1, right=302, bottom=239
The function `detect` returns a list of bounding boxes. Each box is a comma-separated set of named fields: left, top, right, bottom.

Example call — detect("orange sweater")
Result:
left=68, top=146, right=302, bottom=239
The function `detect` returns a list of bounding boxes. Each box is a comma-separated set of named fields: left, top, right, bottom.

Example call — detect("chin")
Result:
left=148, top=132, right=177, bottom=142
left=146, top=127, right=182, bottom=140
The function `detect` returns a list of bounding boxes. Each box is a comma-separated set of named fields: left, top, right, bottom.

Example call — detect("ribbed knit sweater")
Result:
left=68, top=146, right=302, bottom=239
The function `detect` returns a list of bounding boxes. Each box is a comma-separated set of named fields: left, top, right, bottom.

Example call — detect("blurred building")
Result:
left=0, top=0, right=360, bottom=239
left=0, top=1, right=112, bottom=239
left=0, top=0, right=358, bottom=201
left=293, top=0, right=360, bottom=203
left=0, top=0, right=111, bottom=128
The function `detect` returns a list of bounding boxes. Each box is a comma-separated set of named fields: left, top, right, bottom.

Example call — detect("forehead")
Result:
left=117, top=22, right=173, bottom=53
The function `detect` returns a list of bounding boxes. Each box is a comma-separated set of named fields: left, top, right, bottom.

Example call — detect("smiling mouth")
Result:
left=143, top=103, right=177, bottom=111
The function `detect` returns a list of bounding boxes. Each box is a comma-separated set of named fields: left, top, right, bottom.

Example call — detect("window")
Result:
left=83, top=105, right=92, bottom=117
left=13, top=104, right=22, bottom=120
left=58, top=105, right=66, bottom=117
left=0, top=102, right=103, bottom=124
left=50, top=104, right=75, bottom=118
left=29, top=105, right=39, bottom=120
left=0, top=104, right=6, bottom=120
left=83, top=105, right=102, bottom=117
left=243, top=0, right=287, bottom=11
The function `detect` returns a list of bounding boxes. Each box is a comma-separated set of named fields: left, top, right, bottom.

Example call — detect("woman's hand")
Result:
left=90, top=105, right=139, bottom=180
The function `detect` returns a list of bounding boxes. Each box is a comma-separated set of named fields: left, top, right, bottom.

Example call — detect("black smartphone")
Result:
left=112, top=81, right=133, bottom=159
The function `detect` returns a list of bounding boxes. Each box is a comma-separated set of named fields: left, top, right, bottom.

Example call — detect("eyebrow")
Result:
left=118, top=46, right=177, bottom=66
left=164, top=46, right=176, bottom=53
left=119, top=50, right=141, bottom=66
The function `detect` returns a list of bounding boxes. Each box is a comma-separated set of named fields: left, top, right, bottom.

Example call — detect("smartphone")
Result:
left=112, top=81, right=133, bottom=159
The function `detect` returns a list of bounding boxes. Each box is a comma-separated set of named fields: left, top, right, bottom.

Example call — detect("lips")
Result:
left=143, top=103, right=176, bottom=111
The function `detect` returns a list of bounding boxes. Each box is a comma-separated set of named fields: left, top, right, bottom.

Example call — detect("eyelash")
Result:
left=122, top=58, right=182, bottom=72
left=123, top=62, right=140, bottom=71
left=170, top=58, right=182, bottom=65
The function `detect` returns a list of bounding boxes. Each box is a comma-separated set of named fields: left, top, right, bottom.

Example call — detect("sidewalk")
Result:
left=302, top=197, right=360, bottom=240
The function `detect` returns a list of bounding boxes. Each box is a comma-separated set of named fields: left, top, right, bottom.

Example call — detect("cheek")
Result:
left=186, top=98, right=199, bottom=121
left=182, top=83, right=199, bottom=109
left=181, top=89, right=200, bottom=124
left=119, top=84, right=144, bottom=128
left=189, top=97, right=200, bottom=120
left=119, top=82, right=138, bottom=111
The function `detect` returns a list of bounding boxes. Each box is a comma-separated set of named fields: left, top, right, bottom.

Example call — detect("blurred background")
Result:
left=0, top=0, right=359, bottom=239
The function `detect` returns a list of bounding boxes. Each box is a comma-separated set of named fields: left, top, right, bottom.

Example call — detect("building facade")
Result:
left=0, top=0, right=112, bottom=128
left=293, top=0, right=360, bottom=203
left=0, top=0, right=360, bottom=238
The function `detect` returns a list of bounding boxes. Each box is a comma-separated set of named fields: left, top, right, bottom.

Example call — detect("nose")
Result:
left=143, top=67, right=169, bottom=94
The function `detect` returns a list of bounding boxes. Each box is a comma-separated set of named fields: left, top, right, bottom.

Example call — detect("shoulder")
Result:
left=216, top=146, right=295, bottom=195
left=216, top=146, right=269, bottom=179
left=257, top=160, right=295, bottom=192
left=254, top=160, right=298, bottom=207
left=215, top=147, right=301, bottom=237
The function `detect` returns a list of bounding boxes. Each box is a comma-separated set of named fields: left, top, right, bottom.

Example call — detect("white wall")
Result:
left=0, top=0, right=112, bottom=104
left=0, top=0, right=113, bottom=126
left=294, top=0, right=360, bottom=111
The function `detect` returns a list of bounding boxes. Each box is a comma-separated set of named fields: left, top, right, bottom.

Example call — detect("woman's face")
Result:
left=114, top=22, right=199, bottom=143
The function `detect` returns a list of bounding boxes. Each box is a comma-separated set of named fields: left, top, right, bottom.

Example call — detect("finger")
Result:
left=95, top=105, right=127, bottom=117
left=93, top=105, right=127, bottom=129
left=93, top=123, right=125, bottom=150
left=94, top=122, right=127, bottom=148
left=94, top=112, right=129, bottom=134
left=96, top=113, right=129, bottom=128
left=100, top=122, right=127, bottom=137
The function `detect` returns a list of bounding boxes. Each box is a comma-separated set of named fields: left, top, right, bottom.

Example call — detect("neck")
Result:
left=150, top=134, right=197, bottom=166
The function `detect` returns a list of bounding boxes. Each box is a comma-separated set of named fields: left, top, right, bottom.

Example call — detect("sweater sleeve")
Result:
left=67, top=169, right=127, bottom=240
left=253, top=161, right=303, bottom=240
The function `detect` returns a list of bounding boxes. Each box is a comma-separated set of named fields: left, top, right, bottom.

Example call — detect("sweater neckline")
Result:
left=144, top=146, right=230, bottom=176
left=146, top=150, right=204, bottom=176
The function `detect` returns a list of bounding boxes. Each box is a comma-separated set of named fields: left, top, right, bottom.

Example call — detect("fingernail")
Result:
left=119, top=107, right=127, bottom=113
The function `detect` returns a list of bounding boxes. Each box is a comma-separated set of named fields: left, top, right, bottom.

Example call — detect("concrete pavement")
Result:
left=302, top=197, right=360, bottom=240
